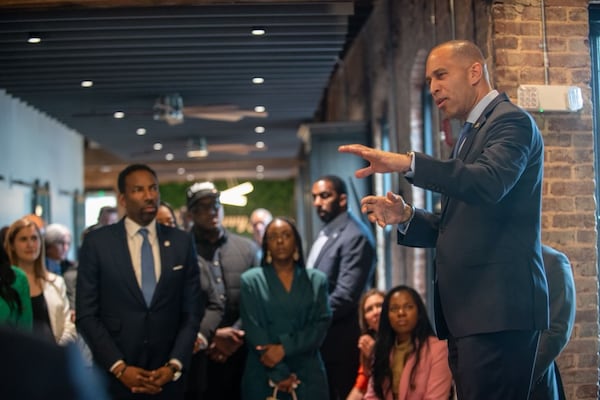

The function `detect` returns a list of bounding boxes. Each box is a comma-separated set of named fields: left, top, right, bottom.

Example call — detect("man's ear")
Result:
left=469, top=62, right=483, bottom=85
left=339, top=193, right=348, bottom=208
left=117, top=193, right=126, bottom=208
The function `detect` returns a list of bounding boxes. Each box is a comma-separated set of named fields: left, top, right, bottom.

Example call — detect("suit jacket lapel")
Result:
left=114, top=221, right=147, bottom=305
left=314, top=213, right=348, bottom=269
left=457, top=119, right=482, bottom=160
left=441, top=93, right=509, bottom=217
left=458, top=93, right=508, bottom=160
left=153, top=223, right=171, bottom=303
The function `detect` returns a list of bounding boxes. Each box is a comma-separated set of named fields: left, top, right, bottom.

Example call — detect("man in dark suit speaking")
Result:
left=76, top=164, right=202, bottom=399
left=340, top=40, right=549, bottom=400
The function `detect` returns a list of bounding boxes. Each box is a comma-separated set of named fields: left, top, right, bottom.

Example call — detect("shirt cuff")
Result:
left=404, top=151, right=415, bottom=178
left=109, top=359, right=125, bottom=373
left=197, top=332, right=208, bottom=350
left=168, top=358, right=183, bottom=371
left=397, top=204, right=415, bottom=235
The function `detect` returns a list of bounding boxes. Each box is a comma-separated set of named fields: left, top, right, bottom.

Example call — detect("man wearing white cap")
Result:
left=185, top=181, right=259, bottom=400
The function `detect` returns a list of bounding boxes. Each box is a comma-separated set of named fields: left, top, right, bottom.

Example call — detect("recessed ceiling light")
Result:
left=254, top=126, right=265, bottom=134
left=186, top=174, right=195, bottom=181
left=255, top=141, right=265, bottom=149
left=81, top=80, right=93, bottom=88
left=27, top=34, right=41, bottom=44
left=254, top=105, right=266, bottom=113
left=177, top=168, right=186, bottom=175
left=153, top=143, right=163, bottom=151
left=251, top=28, right=266, bottom=36
left=165, top=153, right=174, bottom=161
left=256, top=165, right=264, bottom=173
left=136, top=128, right=146, bottom=136
left=252, top=77, right=264, bottom=84
left=99, top=165, right=112, bottom=173
left=113, top=111, right=125, bottom=119
left=256, top=172, right=264, bottom=180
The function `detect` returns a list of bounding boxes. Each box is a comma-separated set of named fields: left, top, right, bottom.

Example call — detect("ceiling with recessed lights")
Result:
left=0, top=1, right=371, bottom=183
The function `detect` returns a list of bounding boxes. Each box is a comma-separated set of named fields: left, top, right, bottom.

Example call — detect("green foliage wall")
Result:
left=159, top=178, right=296, bottom=237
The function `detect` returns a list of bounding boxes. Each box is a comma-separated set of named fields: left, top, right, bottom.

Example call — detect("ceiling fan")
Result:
left=186, top=137, right=265, bottom=158
left=153, top=94, right=268, bottom=125
left=72, top=93, right=268, bottom=124
left=128, top=136, right=266, bottom=159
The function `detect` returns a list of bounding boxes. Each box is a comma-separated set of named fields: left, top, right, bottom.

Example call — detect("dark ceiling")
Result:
left=0, top=1, right=370, bottom=183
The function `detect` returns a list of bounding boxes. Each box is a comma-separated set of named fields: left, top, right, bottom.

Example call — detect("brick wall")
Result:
left=492, top=1, right=598, bottom=398
left=323, top=0, right=599, bottom=398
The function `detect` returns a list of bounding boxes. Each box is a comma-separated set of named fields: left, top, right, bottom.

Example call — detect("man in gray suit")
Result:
left=76, top=164, right=202, bottom=399
left=307, top=175, right=376, bottom=400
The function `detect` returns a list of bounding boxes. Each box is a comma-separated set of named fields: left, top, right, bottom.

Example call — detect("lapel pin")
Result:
left=164, top=240, right=171, bottom=247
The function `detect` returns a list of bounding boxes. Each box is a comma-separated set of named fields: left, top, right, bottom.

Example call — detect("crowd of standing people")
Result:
left=0, top=39, right=577, bottom=400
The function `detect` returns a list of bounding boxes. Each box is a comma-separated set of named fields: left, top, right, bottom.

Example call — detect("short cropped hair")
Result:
left=317, top=175, right=347, bottom=195
left=117, top=164, right=157, bottom=193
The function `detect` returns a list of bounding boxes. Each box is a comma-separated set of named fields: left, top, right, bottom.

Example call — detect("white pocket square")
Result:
left=172, top=265, right=184, bottom=271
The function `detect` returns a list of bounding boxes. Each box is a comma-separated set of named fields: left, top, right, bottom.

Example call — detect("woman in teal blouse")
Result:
left=240, top=217, right=332, bottom=400
left=0, top=226, right=33, bottom=329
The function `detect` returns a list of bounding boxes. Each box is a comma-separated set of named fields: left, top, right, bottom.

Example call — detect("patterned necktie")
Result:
left=139, top=228, right=156, bottom=305
left=452, top=121, right=473, bottom=158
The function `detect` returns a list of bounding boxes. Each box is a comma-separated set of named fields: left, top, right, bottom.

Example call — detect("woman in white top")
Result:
left=4, top=217, right=76, bottom=345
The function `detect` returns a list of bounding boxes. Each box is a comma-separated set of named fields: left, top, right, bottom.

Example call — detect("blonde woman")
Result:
left=347, top=289, right=385, bottom=400
left=5, top=218, right=76, bottom=345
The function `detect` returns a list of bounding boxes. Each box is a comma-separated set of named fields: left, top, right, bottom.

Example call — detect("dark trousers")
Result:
left=110, top=379, right=184, bottom=400
left=448, top=330, right=540, bottom=400
left=184, top=352, right=208, bottom=400
left=530, top=361, right=566, bottom=400
left=322, top=357, right=358, bottom=400
left=202, top=346, right=246, bottom=400
left=320, top=315, right=360, bottom=400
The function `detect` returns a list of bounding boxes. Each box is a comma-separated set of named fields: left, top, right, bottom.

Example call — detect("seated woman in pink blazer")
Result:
left=364, top=285, right=452, bottom=400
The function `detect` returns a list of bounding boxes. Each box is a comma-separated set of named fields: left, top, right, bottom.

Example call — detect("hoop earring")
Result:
left=265, top=250, right=272, bottom=264
left=293, top=249, right=300, bottom=262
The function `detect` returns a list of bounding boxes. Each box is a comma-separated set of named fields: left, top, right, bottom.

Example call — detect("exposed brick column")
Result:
left=492, top=1, right=598, bottom=399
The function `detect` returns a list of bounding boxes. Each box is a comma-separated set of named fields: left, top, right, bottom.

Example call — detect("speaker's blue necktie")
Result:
left=452, top=121, right=473, bottom=158
left=139, top=228, right=156, bottom=305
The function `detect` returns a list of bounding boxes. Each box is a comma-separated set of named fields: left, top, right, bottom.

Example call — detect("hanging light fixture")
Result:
left=187, top=137, right=209, bottom=158
left=220, top=182, right=254, bottom=207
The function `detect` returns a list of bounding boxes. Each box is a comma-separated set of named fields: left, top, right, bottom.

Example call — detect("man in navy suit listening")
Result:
left=307, top=175, right=376, bottom=400
left=340, top=40, right=549, bottom=400
left=530, top=245, right=576, bottom=400
left=76, top=164, right=202, bottom=399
